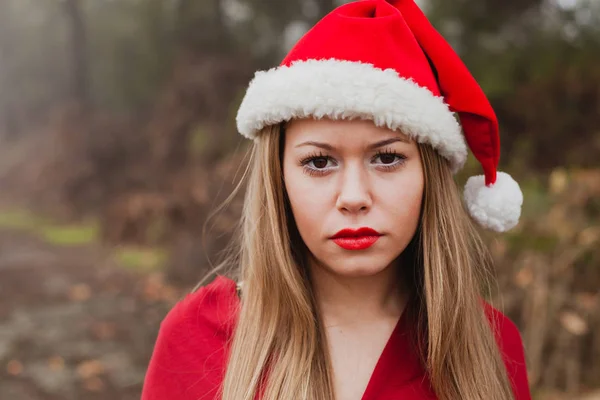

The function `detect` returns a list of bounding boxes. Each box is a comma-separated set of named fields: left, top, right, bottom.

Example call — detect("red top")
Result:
left=142, top=275, right=531, bottom=400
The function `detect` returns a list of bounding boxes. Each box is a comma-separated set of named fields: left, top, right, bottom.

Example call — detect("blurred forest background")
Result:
left=0, top=0, right=598, bottom=399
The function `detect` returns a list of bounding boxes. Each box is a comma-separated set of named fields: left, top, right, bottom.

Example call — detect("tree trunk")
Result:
left=0, top=2, right=14, bottom=138
left=213, top=0, right=227, bottom=38
left=176, top=0, right=229, bottom=49
left=63, top=0, right=91, bottom=108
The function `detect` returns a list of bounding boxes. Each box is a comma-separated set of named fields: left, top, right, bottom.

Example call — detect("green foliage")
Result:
left=506, top=231, right=559, bottom=253
left=0, top=208, right=99, bottom=246
left=519, top=175, right=553, bottom=218
left=189, top=124, right=210, bottom=156
left=114, top=246, right=167, bottom=271
left=40, top=222, right=99, bottom=246
left=0, top=209, right=44, bottom=230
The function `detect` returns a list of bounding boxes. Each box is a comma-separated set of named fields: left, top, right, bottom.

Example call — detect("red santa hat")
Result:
left=236, top=0, right=523, bottom=232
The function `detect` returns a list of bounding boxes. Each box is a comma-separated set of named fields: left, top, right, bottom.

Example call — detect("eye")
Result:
left=299, top=151, right=337, bottom=177
left=309, top=157, right=331, bottom=169
left=375, top=153, right=398, bottom=164
left=372, top=149, right=407, bottom=170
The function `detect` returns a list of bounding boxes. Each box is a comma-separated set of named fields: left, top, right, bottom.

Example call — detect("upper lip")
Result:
left=331, top=227, right=381, bottom=239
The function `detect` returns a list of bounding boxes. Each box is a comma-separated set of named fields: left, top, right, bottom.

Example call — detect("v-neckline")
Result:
left=228, top=277, right=422, bottom=400
left=359, top=304, right=413, bottom=400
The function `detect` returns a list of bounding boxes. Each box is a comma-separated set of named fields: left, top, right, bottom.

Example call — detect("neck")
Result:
left=308, top=256, right=408, bottom=328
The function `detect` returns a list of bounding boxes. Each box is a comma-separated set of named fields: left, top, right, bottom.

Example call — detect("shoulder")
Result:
left=141, top=275, right=240, bottom=400
left=482, top=301, right=532, bottom=400
left=161, top=275, right=240, bottom=341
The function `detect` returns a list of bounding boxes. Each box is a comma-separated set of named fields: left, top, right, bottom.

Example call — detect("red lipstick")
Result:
left=330, top=227, right=382, bottom=250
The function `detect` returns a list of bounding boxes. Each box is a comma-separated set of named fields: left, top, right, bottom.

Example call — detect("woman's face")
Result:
left=282, top=118, right=424, bottom=278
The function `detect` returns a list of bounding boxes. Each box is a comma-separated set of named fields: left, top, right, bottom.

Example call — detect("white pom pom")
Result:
left=464, top=171, right=523, bottom=232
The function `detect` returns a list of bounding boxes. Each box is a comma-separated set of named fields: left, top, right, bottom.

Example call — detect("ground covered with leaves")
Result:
left=0, top=228, right=183, bottom=400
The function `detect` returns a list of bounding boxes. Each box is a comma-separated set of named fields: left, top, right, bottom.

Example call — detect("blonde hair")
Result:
left=203, top=123, right=514, bottom=400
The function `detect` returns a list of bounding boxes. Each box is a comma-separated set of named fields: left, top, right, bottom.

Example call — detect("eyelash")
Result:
left=298, top=148, right=407, bottom=177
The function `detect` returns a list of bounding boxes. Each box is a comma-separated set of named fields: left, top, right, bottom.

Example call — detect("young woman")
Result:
left=142, top=0, right=529, bottom=399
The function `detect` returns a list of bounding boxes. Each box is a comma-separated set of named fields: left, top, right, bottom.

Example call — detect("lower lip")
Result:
left=332, top=236, right=380, bottom=250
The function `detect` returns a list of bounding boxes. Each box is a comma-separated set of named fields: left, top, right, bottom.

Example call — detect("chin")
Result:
left=334, top=267, right=387, bottom=278
left=322, top=255, right=394, bottom=278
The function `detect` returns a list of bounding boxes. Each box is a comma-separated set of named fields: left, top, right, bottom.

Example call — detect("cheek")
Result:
left=283, top=168, right=330, bottom=238
left=380, top=170, right=424, bottom=236
left=285, top=171, right=323, bottom=228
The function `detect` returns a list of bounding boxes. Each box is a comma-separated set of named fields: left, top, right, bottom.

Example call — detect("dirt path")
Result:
left=0, top=229, right=181, bottom=400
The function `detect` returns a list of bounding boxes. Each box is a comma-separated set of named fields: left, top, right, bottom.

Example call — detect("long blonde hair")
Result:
left=205, top=123, right=514, bottom=400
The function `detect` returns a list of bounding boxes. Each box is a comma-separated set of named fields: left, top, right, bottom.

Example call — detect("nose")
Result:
left=335, top=163, right=372, bottom=214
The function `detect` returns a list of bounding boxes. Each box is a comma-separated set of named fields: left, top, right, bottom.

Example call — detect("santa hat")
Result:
left=235, top=0, right=523, bottom=232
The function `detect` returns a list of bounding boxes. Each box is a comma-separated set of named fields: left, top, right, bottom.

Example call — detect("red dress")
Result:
left=141, top=275, right=531, bottom=400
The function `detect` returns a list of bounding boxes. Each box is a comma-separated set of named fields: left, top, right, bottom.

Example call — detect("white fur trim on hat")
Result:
left=463, top=171, right=523, bottom=232
left=236, top=59, right=467, bottom=173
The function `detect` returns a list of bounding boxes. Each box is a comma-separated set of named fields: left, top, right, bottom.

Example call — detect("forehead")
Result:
left=284, top=118, right=411, bottom=146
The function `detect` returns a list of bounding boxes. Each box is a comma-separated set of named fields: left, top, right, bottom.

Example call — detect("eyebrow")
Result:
left=295, top=137, right=409, bottom=150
